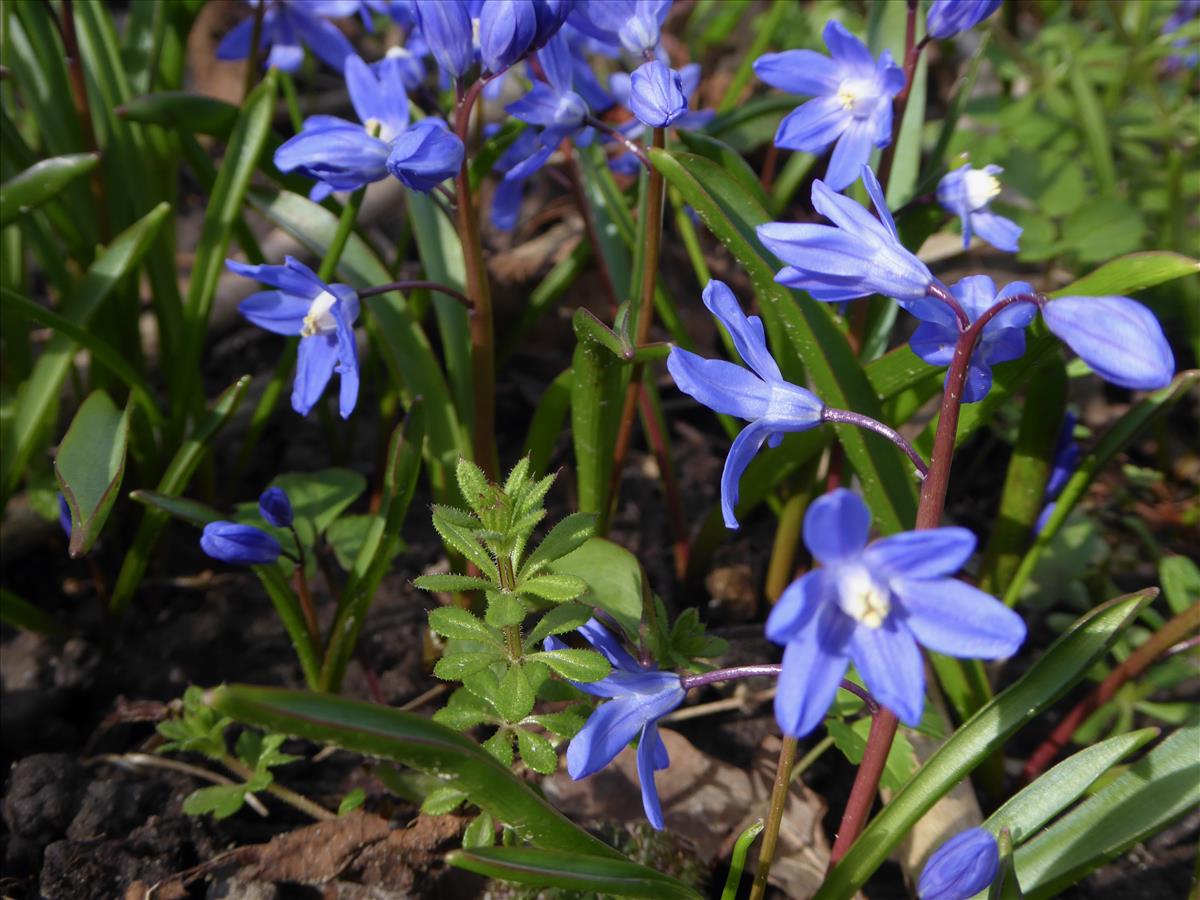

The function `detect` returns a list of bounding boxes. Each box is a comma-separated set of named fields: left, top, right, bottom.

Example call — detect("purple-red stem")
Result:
left=359, top=280, right=473, bottom=308
left=821, top=407, right=928, bottom=478
left=679, top=666, right=878, bottom=714
left=877, top=0, right=929, bottom=191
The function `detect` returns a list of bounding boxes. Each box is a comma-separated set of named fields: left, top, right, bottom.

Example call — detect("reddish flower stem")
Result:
left=821, top=407, right=929, bottom=478
left=878, top=0, right=930, bottom=190
left=1021, top=600, right=1200, bottom=782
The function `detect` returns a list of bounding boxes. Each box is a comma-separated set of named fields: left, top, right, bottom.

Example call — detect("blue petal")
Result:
left=822, top=20, right=874, bottom=71
left=824, top=120, right=875, bottom=192
left=331, top=299, right=359, bottom=418
left=991, top=280, right=1038, bottom=328
left=506, top=81, right=566, bottom=127
left=226, top=257, right=324, bottom=298
left=345, top=53, right=387, bottom=128
left=774, top=96, right=849, bottom=153
left=720, top=419, right=774, bottom=530
left=293, top=334, right=339, bottom=416
left=862, top=527, right=977, bottom=580
left=415, top=0, right=475, bottom=77
left=918, top=826, right=1001, bottom=900
left=850, top=618, right=925, bottom=726
left=637, top=724, right=668, bottom=829
left=951, top=274, right=997, bottom=321
left=566, top=681, right=682, bottom=779
left=861, top=165, right=900, bottom=239
left=577, top=618, right=642, bottom=671
left=238, top=291, right=310, bottom=335
left=386, top=118, right=465, bottom=191
left=773, top=605, right=853, bottom=738
left=629, top=60, right=687, bottom=128
left=971, top=210, right=1021, bottom=253
left=491, top=178, right=524, bottom=230
left=959, top=357, right=993, bottom=403
left=765, top=568, right=830, bottom=644
left=811, top=176, right=890, bottom=244
left=479, top=0, right=538, bottom=73
left=666, top=348, right=772, bottom=421
left=753, top=49, right=842, bottom=95
left=892, top=577, right=1026, bottom=659
left=200, top=521, right=282, bottom=565
left=701, top=280, right=782, bottom=383
left=216, top=18, right=256, bottom=61
left=983, top=328, right=1027, bottom=366
left=291, top=12, right=355, bottom=71
left=1042, top=296, right=1175, bottom=390
left=909, top=320, right=956, bottom=367
left=537, top=29, right=575, bottom=94
left=803, top=488, right=871, bottom=565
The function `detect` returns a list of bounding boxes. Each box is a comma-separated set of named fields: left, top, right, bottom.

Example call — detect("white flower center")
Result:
left=385, top=46, right=412, bottom=60
left=363, top=116, right=395, bottom=143
left=963, top=168, right=1001, bottom=210
left=301, top=290, right=338, bottom=337
left=836, top=78, right=875, bottom=117
left=837, top=565, right=891, bottom=629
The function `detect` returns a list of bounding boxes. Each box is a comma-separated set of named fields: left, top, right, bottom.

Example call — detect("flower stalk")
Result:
left=749, top=736, right=798, bottom=900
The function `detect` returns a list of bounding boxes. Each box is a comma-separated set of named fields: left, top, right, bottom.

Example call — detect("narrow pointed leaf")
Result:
left=0, top=152, right=99, bottom=226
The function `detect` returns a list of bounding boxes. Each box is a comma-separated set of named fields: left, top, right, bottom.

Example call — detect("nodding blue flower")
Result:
left=1035, top=412, right=1080, bottom=534
left=216, top=0, right=358, bottom=73
left=569, top=0, right=671, bottom=56
left=767, top=489, right=1025, bottom=737
left=506, top=31, right=592, bottom=146
left=413, top=0, right=476, bottom=79
left=200, top=521, right=283, bottom=566
left=937, top=163, right=1021, bottom=252
left=753, top=21, right=904, bottom=191
left=545, top=619, right=684, bottom=830
left=274, top=54, right=462, bottom=200
left=227, top=257, right=361, bottom=418
left=917, top=828, right=1001, bottom=900
left=386, top=118, right=465, bottom=190
left=372, top=43, right=430, bottom=92
left=757, top=166, right=943, bottom=316
left=926, top=0, right=1003, bottom=40
left=479, top=0, right=539, bottom=73
left=1041, top=296, right=1175, bottom=391
left=909, top=276, right=1037, bottom=403
left=611, top=62, right=713, bottom=137
left=258, top=487, right=294, bottom=529
left=627, top=60, right=688, bottom=128
left=667, top=280, right=825, bottom=530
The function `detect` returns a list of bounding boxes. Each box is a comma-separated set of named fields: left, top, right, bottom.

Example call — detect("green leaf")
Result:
left=54, top=390, right=130, bottom=557
left=434, top=652, right=505, bottom=681
left=527, top=649, right=611, bottom=684
left=415, top=574, right=496, bottom=594
left=525, top=603, right=594, bottom=648
left=422, top=785, right=469, bottom=815
left=1068, top=63, right=1117, bottom=196
left=516, top=728, right=558, bottom=775
left=1047, top=251, right=1200, bottom=298
left=720, top=819, right=766, bottom=900
left=0, top=152, right=99, bottom=227
left=182, top=784, right=248, bottom=820
left=128, top=490, right=221, bottom=526
left=270, top=468, right=365, bottom=541
left=1012, top=724, right=1200, bottom=898
left=570, top=311, right=627, bottom=521
left=531, top=707, right=589, bottom=739
left=483, top=729, right=515, bottom=767
left=549, top=537, right=645, bottom=639
left=210, top=685, right=622, bottom=857
left=456, top=457, right=493, bottom=516
left=675, top=131, right=770, bottom=211
left=432, top=506, right=499, bottom=579
left=446, top=847, right=702, bottom=900
left=338, top=788, right=367, bottom=816
left=0, top=589, right=64, bottom=635
left=495, top=664, right=535, bottom=722
left=463, top=810, right=496, bottom=848
left=517, top=574, right=588, bottom=603
left=1158, top=555, right=1200, bottom=615
left=428, top=608, right=506, bottom=647
left=650, top=148, right=917, bottom=534
left=325, top=515, right=389, bottom=571
left=116, top=90, right=240, bottom=136
left=828, top=717, right=916, bottom=792
left=519, top=512, right=598, bottom=579
left=814, top=589, right=1156, bottom=899
left=485, top=591, right=526, bottom=628
left=982, top=728, right=1159, bottom=844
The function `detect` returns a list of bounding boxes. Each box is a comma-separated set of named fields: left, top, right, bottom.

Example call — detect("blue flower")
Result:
left=753, top=21, right=904, bottom=191
left=569, top=0, right=670, bottom=55
left=259, top=487, right=294, bottom=528
left=766, top=489, right=1026, bottom=737
left=386, top=118, right=465, bottom=190
left=757, top=166, right=943, bottom=316
left=1164, top=0, right=1200, bottom=70
left=926, top=0, right=1003, bottom=40
left=505, top=32, right=592, bottom=147
left=274, top=54, right=462, bottom=200
left=667, top=280, right=825, bottom=529
left=227, top=256, right=361, bottom=418
left=909, top=276, right=1037, bottom=403
left=546, top=619, right=684, bottom=830
left=937, top=163, right=1021, bottom=252
left=1041, top=296, right=1175, bottom=391
left=216, top=0, right=357, bottom=73
left=489, top=129, right=543, bottom=230
left=917, top=828, right=1001, bottom=900
left=627, top=60, right=687, bottom=128
left=479, top=0, right=538, bottom=73
left=200, top=521, right=282, bottom=566
left=413, top=0, right=476, bottom=79
left=372, top=43, right=430, bottom=92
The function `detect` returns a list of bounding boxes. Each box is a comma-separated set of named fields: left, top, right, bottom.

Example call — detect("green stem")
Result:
left=243, top=0, right=266, bottom=100
left=221, top=754, right=334, bottom=821
left=279, top=69, right=304, bottom=133
left=764, top=490, right=810, bottom=602
left=318, top=186, right=366, bottom=282
left=790, top=734, right=835, bottom=783
left=749, top=736, right=798, bottom=900
left=455, top=156, right=496, bottom=479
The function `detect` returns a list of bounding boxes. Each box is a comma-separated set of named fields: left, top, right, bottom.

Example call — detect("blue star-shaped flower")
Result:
left=216, top=0, right=357, bottom=73
left=227, top=256, right=361, bottom=418
left=937, top=163, right=1022, bottom=252
left=767, top=489, right=1026, bottom=738
left=753, top=20, right=904, bottom=191
left=546, top=619, right=684, bottom=830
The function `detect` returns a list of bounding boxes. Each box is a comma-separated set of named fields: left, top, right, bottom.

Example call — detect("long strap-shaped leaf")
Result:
left=208, top=684, right=624, bottom=860
left=814, top=588, right=1156, bottom=900
left=651, top=148, right=917, bottom=534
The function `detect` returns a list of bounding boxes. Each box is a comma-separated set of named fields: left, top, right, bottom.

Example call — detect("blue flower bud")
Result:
left=200, top=521, right=282, bottom=566
left=1042, top=295, right=1175, bottom=391
left=531, top=0, right=571, bottom=48
left=414, top=0, right=475, bottom=79
left=926, top=0, right=1003, bottom=40
left=479, top=0, right=538, bottom=73
left=917, top=828, right=1000, bottom=900
left=385, top=118, right=465, bottom=191
left=258, top=487, right=294, bottom=528
left=628, top=60, right=687, bottom=128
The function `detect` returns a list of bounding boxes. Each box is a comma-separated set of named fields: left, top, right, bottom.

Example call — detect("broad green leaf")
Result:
left=1158, top=555, right=1200, bottom=616
left=651, top=148, right=917, bottom=534
left=675, top=131, right=770, bottom=211
left=3, top=202, right=169, bottom=502
left=483, top=730, right=515, bottom=767
left=517, top=574, right=588, bottom=603
left=422, top=785, right=469, bottom=815
left=54, top=391, right=131, bottom=557
left=435, top=652, right=505, bottom=681
left=1012, top=724, right=1200, bottom=898
left=0, top=153, right=99, bottom=227
left=208, top=686, right=624, bottom=858
left=485, top=591, right=526, bottom=628
left=182, top=784, right=248, bottom=819
left=432, top=506, right=499, bottom=578
left=496, top=663, right=535, bottom=722
left=0, top=589, right=64, bottom=635
left=531, top=707, right=588, bottom=739
left=519, top=512, right=598, bottom=580
left=269, top=468, right=365, bottom=541
left=325, top=515, right=388, bottom=571
left=1047, top=251, right=1200, bottom=298
left=527, top=649, right=611, bottom=684
left=549, top=537, right=645, bottom=639
left=815, top=589, right=1156, bottom=899
left=338, top=788, right=367, bottom=816
left=981, top=728, right=1159, bottom=845
left=525, top=603, right=594, bottom=648
left=463, top=810, right=496, bottom=848
left=446, top=847, right=701, bottom=900
left=428, top=608, right=506, bottom=647
left=827, top=718, right=916, bottom=792
left=516, top=728, right=558, bottom=775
